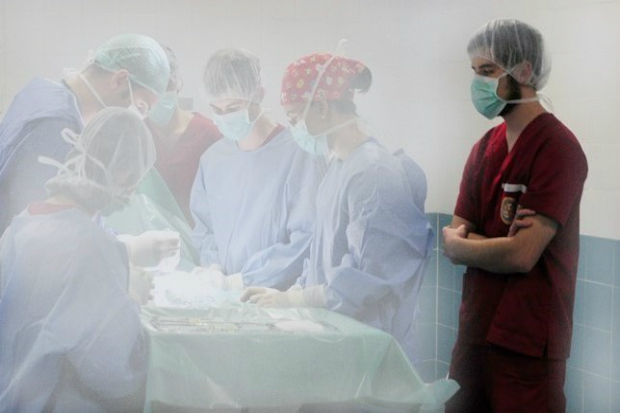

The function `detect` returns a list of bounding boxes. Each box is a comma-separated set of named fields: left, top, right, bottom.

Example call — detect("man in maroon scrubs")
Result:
left=443, top=19, right=588, bottom=413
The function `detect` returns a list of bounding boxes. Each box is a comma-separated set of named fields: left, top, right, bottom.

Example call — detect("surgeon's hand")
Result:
left=128, top=268, right=154, bottom=305
left=121, top=231, right=180, bottom=267
left=508, top=207, right=537, bottom=237
left=241, top=287, right=305, bottom=307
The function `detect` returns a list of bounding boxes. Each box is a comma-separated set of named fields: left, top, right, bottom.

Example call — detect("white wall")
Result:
left=1, top=0, right=619, bottom=238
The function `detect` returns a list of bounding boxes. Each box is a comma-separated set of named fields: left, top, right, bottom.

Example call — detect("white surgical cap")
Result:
left=94, top=34, right=170, bottom=96
left=467, top=19, right=551, bottom=90
left=203, top=48, right=262, bottom=102
left=42, top=107, right=156, bottom=212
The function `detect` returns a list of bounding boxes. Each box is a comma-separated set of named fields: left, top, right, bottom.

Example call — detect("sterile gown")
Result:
left=0, top=78, right=83, bottom=235
left=190, top=127, right=324, bottom=290
left=298, top=138, right=433, bottom=363
left=0, top=207, right=147, bottom=412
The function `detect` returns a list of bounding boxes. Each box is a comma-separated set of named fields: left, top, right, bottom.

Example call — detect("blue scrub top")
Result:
left=190, top=127, right=325, bottom=290
left=0, top=78, right=83, bottom=235
left=299, top=138, right=434, bottom=363
left=0, top=207, right=146, bottom=411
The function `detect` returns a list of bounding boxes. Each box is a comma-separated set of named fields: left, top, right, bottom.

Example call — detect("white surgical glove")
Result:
left=119, top=231, right=180, bottom=268
left=240, top=285, right=326, bottom=308
left=128, top=267, right=154, bottom=305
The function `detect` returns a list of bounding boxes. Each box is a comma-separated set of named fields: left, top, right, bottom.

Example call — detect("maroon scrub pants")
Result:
left=445, top=343, right=567, bottom=413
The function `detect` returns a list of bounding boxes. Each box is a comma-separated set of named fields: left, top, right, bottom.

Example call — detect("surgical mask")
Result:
left=471, top=73, right=540, bottom=119
left=213, top=106, right=264, bottom=142
left=79, top=72, right=147, bottom=120
left=291, top=118, right=356, bottom=158
left=290, top=120, right=329, bottom=156
left=149, top=91, right=178, bottom=126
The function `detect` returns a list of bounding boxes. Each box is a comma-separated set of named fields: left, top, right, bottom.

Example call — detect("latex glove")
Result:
left=241, top=286, right=325, bottom=308
left=508, top=207, right=537, bottom=237
left=240, top=287, right=280, bottom=304
left=119, top=231, right=180, bottom=268
left=128, top=267, right=154, bottom=305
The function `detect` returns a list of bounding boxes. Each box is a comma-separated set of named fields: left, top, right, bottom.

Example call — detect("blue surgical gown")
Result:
left=0, top=208, right=147, bottom=412
left=298, top=139, right=434, bottom=363
left=190, top=127, right=324, bottom=290
left=0, top=78, right=83, bottom=235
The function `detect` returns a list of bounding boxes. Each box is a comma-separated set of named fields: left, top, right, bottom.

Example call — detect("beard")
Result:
left=498, top=75, right=522, bottom=117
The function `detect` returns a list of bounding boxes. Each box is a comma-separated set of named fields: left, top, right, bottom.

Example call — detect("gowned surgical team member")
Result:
left=0, top=33, right=169, bottom=236
left=146, top=45, right=222, bottom=226
left=0, top=108, right=156, bottom=412
left=242, top=53, right=434, bottom=364
left=442, top=19, right=588, bottom=413
left=190, top=48, right=324, bottom=290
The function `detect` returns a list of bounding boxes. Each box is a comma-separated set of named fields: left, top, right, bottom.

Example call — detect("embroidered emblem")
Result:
left=500, top=196, right=516, bottom=225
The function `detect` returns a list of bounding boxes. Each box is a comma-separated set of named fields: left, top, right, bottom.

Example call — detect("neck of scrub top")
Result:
left=236, top=108, right=278, bottom=151
left=502, top=90, right=548, bottom=152
left=328, top=119, right=369, bottom=160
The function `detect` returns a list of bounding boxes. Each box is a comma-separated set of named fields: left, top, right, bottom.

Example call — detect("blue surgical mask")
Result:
left=290, top=118, right=357, bottom=158
left=149, top=91, right=178, bottom=125
left=213, top=107, right=264, bottom=142
left=470, top=73, right=508, bottom=119
left=471, top=73, right=540, bottom=120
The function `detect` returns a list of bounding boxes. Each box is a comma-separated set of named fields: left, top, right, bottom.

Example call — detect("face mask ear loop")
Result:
left=496, top=72, right=546, bottom=106
left=538, top=93, right=553, bottom=113
left=78, top=71, right=108, bottom=108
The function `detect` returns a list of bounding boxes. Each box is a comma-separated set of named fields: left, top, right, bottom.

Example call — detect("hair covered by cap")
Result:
left=161, top=44, right=182, bottom=92
left=93, top=33, right=170, bottom=96
left=280, top=53, right=368, bottom=105
left=45, top=107, right=156, bottom=212
left=467, top=18, right=551, bottom=90
left=203, top=48, right=262, bottom=102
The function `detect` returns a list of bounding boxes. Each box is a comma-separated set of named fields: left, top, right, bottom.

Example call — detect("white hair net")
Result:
left=203, top=48, right=262, bottom=102
left=40, top=108, right=156, bottom=212
left=93, top=34, right=170, bottom=96
left=467, top=19, right=551, bottom=90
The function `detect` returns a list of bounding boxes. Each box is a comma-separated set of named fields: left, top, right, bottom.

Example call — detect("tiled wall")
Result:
left=414, top=213, right=620, bottom=413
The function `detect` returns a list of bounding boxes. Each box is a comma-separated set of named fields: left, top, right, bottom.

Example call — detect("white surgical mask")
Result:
left=213, top=107, right=264, bottom=142
left=212, top=88, right=264, bottom=141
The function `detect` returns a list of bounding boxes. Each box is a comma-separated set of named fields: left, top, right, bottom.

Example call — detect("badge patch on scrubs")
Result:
left=499, top=183, right=527, bottom=225
left=500, top=196, right=517, bottom=225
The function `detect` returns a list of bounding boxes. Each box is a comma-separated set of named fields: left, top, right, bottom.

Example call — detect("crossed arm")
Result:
left=442, top=210, right=558, bottom=274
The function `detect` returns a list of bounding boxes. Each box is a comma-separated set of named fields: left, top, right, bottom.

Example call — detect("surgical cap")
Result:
left=467, top=19, right=551, bottom=90
left=93, top=34, right=170, bottom=96
left=203, top=48, right=262, bottom=102
left=281, top=53, right=367, bottom=105
left=44, top=107, right=156, bottom=212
